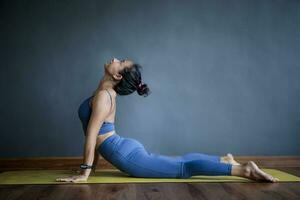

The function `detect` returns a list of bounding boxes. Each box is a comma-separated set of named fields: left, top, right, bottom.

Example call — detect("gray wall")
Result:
left=1, top=0, right=299, bottom=158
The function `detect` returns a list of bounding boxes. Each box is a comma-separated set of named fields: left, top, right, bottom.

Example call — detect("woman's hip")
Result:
left=97, top=133, right=145, bottom=160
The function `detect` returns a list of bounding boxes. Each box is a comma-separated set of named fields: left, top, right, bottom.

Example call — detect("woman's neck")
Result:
left=93, top=75, right=117, bottom=96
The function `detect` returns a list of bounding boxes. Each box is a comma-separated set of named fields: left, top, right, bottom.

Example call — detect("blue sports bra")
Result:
left=78, top=89, right=115, bottom=135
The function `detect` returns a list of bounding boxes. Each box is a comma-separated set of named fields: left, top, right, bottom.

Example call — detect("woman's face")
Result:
left=104, top=57, right=134, bottom=76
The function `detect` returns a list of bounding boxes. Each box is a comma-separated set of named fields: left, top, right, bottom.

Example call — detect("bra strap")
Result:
left=105, top=89, right=113, bottom=112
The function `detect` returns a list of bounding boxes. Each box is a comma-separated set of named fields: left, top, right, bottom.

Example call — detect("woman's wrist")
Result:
left=79, top=163, right=93, bottom=177
left=80, top=168, right=91, bottom=177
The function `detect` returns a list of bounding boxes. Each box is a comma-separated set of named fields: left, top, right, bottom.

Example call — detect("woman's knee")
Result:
left=178, top=162, right=191, bottom=178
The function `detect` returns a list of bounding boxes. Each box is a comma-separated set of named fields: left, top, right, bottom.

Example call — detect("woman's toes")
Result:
left=254, top=167, right=274, bottom=181
left=226, top=153, right=241, bottom=165
left=226, top=153, right=234, bottom=161
left=227, top=153, right=233, bottom=158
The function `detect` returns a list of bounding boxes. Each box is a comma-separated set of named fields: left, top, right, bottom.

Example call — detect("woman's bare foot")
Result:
left=220, top=153, right=241, bottom=165
left=232, top=161, right=279, bottom=182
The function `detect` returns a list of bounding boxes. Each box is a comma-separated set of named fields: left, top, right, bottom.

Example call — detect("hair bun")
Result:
left=137, top=82, right=151, bottom=97
left=137, top=82, right=143, bottom=89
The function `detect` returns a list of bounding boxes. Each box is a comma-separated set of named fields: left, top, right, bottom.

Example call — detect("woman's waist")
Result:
left=96, top=131, right=118, bottom=150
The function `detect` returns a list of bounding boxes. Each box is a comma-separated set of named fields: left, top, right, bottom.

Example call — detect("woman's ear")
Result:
left=113, top=73, right=122, bottom=81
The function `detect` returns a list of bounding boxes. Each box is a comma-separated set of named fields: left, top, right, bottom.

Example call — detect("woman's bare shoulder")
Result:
left=92, top=88, right=116, bottom=101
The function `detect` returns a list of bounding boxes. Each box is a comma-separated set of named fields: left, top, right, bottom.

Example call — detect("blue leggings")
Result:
left=98, top=133, right=232, bottom=178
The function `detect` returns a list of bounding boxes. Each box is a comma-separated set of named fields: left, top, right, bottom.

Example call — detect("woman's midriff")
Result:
left=95, top=130, right=116, bottom=150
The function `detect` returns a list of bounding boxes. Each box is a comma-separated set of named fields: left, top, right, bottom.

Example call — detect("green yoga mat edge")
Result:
left=0, top=168, right=299, bottom=185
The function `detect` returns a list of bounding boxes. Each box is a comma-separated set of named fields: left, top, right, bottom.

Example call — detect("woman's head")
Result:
left=104, top=58, right=151, bottom=97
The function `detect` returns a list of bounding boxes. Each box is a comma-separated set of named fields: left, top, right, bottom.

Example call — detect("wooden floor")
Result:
left=0, top=167, right=299, bottom=200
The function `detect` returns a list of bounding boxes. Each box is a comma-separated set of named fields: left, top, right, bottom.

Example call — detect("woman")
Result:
left=56, top=58, right=278, bottom=183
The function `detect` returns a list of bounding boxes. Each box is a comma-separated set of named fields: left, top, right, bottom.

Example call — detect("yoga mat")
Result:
left=0, top=168, right=299, bottom=185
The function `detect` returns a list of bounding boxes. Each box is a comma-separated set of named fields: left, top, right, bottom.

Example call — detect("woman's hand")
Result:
left=55, top=175, right=88, bottom=183
left=72, top=167, right=97, bottom=175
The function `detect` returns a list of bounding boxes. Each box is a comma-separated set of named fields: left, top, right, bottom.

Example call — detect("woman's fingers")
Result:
left=56, top=176, right=75, bottom=182
left=56, top=178, right=66, bottom=182
left=55, top=175, right=88, bottom=182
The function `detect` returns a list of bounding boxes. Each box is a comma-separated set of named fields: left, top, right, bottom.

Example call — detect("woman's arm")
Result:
left=92, top=149, right=100, bottom=173
left=80, top=91, right=111, bottom=178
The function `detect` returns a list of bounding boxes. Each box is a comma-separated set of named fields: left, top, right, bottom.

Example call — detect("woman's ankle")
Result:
left=220, top=156, right=226, bottom=163
left=231, top=164, right=244, bottom=176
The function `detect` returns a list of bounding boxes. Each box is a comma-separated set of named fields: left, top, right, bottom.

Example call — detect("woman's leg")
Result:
left=182, top=158, right=233, bottom=177
left=181, top=152, right=220, bottom=163
left=124, top=151, right=278, bottom=182
left=113, top=148, right=185, bottom=178
left=180, top=154, right=278, bottom=182
left=182, top=152, right=241, bottom=165
left=111, top=138, right=233, bottom=178
left=106, top=136, right=278, bottom=182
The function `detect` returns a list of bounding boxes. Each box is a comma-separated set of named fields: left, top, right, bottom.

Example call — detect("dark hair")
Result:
left=113, top=63, right=151, bottom=97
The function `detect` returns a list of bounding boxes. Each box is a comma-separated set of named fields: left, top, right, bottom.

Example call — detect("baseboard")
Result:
left=0, top=156, right=299, bottom=171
